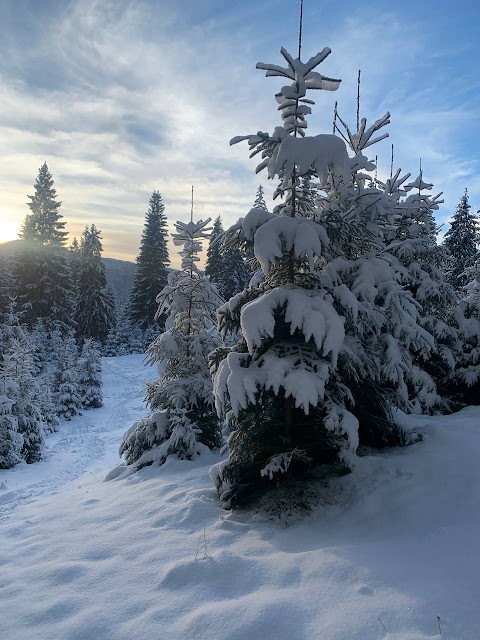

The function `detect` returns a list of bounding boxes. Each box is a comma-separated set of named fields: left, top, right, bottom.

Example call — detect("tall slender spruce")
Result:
left=20, top=162, right=68, bottom=246
left=205, top=216, right=225, bottom=293
left=76, top=225, right=116, bottom=343
left=15, top=163, right=75, bottom=332
left=129, top=191, right=170, bottom=330
left=444, top=190, right=480, bottom=289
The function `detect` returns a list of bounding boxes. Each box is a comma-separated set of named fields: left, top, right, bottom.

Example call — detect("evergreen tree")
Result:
left=206, top=216, right=251, bottom=299
left=19, top=162, right=68, bottom=246
left=205, top=216, right=225, bottom=293
left=78, top=339, right=102, bottom=409
left=222, top=244, right=251, bottom=300
left=129, top=191, right=170, bottom=330
left=443, top=190, right=480, bottom=289
left=76, top=225, right=116, bottom=343
left=211, top=43, right=437, bottom=509
left=254, top=185, right=268, bottom=210
left=450, top=262, right=480, bottom=404
left=377, top=168, right=457, bottom=411
left=0, top=382, right=23, bottom=469
left=103, top=306, right=144, bottom=356
left=13, top=243, right=76, bottom=332
left=120, top=217, right=223, bottom=468
left=28, top=320, right=60, bottom=434
left=0, top=257, right=15, bottom=319
left=52, top=333, right=81, bottom=420
left=15, top=164, right=75, bottom=332
left=9, top=340, right=44, bottom=462
left=0, top=302, right=44, bottom=463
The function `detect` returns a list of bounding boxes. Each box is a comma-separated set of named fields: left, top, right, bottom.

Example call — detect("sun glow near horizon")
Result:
left=0, top=214, right=20, bottom=244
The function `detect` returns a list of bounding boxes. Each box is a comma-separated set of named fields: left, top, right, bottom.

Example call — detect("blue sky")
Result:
left=0, top=0, right=479, bottom=263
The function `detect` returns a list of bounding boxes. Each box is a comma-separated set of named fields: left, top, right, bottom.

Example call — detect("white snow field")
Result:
left=0, top=355, right=479, bottom=640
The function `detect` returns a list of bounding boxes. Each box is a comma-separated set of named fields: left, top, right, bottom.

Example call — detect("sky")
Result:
left=0, top=0, right=479, bottom=264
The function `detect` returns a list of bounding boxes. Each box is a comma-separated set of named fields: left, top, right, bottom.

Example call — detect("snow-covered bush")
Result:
left=120, top=217, right=223, bottom=468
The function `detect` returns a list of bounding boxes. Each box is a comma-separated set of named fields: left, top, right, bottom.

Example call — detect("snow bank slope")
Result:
left=0, top=355, right=479, bottom=639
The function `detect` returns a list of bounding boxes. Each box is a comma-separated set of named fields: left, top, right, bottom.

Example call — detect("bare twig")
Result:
left=377, top=617, right=388, bottom=632
left=195, top=523, right=212, bottom=560
left=356, top=69, right=361, bottom=131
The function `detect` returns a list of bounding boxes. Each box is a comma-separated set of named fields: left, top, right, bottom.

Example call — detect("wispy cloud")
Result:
left=0, top=0, right=479, bottom=263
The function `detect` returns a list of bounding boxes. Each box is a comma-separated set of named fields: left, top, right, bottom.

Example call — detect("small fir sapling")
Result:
left=254, top=185, right=268, bottom=210
left=120, top=215, right=223, bottom=468
left=52, top=333, right=82, bottom=420
left=0, top=301, right=44, bottom=463
left=78, top=339, right=103, bottom=409
left=0, top=383, right=23, bottom=469
left=450, top=261, right=480, bottom=403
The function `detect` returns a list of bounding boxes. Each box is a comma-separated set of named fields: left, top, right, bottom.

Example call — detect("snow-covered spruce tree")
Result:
left=443, top=189, right=480, bottom=289
left=376, top=167, right=455, bottom=410
left=27, top=320, right=60, bottom=434
left=205, top=216, right=226, bottom=293
left=76, top=225, right=116, bottom=343
left=254, top=185, right=268, bottom=210
left=449, top=262, right=480, bottom=404
left=128, top=191, right=170, bottom=330
left=78, top=338, right=102, bottom=409
left=120, top=217, right=223, bottom=468
left=206, top=216, right=252, bottom=299
left=0, top=392, right=23, bottom=469
left=223, top=244, right=251, bottom=301
left=210, top=45, right=437, bottom=508
left=52, top=332, right=81, bottom=420
left=0, top=303, right=44, bottom=463
left=15, top=164, right=75, bottom=332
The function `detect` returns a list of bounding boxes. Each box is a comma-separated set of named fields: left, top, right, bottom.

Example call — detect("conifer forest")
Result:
left=1, top=2, right=479, bottom=639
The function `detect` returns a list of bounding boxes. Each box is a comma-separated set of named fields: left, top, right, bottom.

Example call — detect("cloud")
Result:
left=0, top=0, right=479, bottom=264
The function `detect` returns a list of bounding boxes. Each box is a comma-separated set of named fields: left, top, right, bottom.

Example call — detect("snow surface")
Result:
left=1, top=354, right=479, bottom=639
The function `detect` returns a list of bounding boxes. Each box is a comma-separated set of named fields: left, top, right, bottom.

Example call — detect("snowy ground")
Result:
left=0, top=355, right=479, bottom=640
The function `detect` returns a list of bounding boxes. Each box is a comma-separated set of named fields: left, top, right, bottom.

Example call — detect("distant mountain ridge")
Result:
left=0, top=239, right=136, bottom=308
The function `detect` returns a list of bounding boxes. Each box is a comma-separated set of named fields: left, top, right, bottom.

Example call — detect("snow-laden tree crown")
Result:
left=120, top=215, right=223, bottom=469
left=209, top=39, right=475, bottom=510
